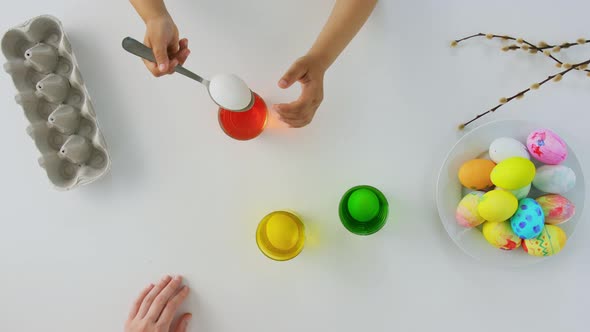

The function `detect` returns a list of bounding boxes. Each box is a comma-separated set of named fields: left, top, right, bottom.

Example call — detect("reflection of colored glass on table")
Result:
left=339, top=185, right=389, bottom=235
left=218, top=92, right=267, bottom=140
left=256, top=210, right=305, bottom=261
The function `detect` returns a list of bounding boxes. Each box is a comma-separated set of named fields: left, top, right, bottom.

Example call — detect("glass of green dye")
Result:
left=339, top=185, right=389, bottom=235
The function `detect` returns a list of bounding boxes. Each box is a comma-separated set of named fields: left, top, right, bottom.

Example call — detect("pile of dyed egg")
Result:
left=456, top=129, right=576, bottom=257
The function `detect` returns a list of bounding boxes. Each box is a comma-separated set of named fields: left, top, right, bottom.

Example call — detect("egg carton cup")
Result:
left=2, top=15, right=110, bottom=190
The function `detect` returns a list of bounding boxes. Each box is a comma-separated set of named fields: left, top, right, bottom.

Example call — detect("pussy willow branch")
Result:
left=452, top=33, right=590, bottom=72
left=454, top=33, right=590, bottom=49
left=458, top=58, right=590, bottom=130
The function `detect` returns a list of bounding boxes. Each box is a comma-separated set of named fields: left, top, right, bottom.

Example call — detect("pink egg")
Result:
left=536, top=194, right=575, bottom=225
left=526, top=129, right=567, bottom=165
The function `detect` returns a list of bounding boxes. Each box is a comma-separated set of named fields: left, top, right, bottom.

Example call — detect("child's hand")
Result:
left=143, top=14, right=191, bottom=77
left=124, top=275, right=192, bottom=332
left=272, top=55, right=327, bottom=128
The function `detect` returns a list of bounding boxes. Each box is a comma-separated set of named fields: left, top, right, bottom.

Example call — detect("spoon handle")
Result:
left=122, top=37, right=209, bottom=85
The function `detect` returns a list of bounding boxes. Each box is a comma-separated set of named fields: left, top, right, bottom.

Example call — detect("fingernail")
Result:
left=173, top=275, right=182, bottom=282
left=272, top=105, right=280, bottom=112
left=161, top=275, right=171, bottom=282
left=279, top=79, right=288, bottom=87
left=158, top=63, right=167, bottom=72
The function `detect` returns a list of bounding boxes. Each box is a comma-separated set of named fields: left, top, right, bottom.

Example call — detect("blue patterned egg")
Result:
left=510, top=198, right=545, bottom=239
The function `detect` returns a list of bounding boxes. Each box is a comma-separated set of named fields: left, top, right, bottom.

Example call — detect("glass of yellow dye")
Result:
left=256, top=211, right=305, bottom=261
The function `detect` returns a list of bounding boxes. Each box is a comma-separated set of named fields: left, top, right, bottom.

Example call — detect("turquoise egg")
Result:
left=510, top=198, right=545, bottom=239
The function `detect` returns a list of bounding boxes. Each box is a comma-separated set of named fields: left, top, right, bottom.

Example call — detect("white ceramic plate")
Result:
left=436, top=120, right=585, bottom=267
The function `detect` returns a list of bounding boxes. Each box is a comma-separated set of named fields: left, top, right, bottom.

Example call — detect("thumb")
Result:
left=152, top=42, right=170, bottom=73
left=173, top=313, right=192, bottom=332
left=278, top=60, right=306, bottom=89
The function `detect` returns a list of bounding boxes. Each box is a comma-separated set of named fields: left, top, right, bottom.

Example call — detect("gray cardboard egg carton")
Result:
left=2, top=15, right=110, bottom=190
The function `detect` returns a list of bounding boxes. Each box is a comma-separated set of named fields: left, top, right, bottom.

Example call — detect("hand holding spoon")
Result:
left=122, top=37, right=254, bottom=112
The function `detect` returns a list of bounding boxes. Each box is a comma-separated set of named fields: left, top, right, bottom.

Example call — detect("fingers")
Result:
left=128, top=283, right=155, bottom=320
left=273, top=81, right=323, bottom=128
left=167, top=36, right=181, bottom=56
left=143, top=38, right=167, bottom=77
left=142, top=38, right=163, bottom=77
left=152, top=42, right=171, bottom=73
left=275, top=56, right=324, bottom=127
left=165, top=58, right=179, bottom=75
left=171, top=313, right=192, bottom=332
left=165, top=38, right=189, bottom=74
left=146, top=275, right=184, bottom=320
left=274, top=102, right=319, bottom=128
left=144, top=28, right=175, bottom=74
left=175, top=39, right=190, bottom=65
left=164, top=36, right=180, bottom=76
left=143, top=59, right=163, bottom=77
left=157, top=286, right=190, bottom=327
left=137, top=275, right=172, bottom=318
left=169, top=39, right=190, bottom=68
left=175, top=48, right=191, bottom=66
left=280, top=108, right=318, bottom=128
left=278, top=60, right=307, bottom=89
left=179, top=38, right=188, bottom=50
left=142, top=38, right=189, bottom=77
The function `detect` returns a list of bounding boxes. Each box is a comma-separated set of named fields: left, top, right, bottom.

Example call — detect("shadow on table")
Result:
left=64, top=31, right=148, bottom=196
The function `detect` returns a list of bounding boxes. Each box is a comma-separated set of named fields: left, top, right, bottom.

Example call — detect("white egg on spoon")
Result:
left=122, top=37, right=254, bottom=112
left=207, top=73, right=253, bottom=111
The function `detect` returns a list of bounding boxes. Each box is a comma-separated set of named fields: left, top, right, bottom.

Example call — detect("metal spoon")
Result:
left=122, top=37, right=254, bottom=112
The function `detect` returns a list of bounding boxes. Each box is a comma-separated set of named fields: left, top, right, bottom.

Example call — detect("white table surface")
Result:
left=1, top=1, right=589, bottom=331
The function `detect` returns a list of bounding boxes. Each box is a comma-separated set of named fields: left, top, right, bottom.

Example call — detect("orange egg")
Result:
left=458, top=159, right=496, bottom=190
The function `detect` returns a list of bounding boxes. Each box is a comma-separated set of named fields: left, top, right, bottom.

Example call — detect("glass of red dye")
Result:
left=218, top=92, right=267, bottom=140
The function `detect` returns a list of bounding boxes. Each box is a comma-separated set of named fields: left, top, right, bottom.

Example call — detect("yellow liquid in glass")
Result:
left=256, top=211, right=305, bottom=261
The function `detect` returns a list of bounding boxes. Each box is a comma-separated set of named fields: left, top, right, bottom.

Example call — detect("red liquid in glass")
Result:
left=218, top=93, right=267, bottom=141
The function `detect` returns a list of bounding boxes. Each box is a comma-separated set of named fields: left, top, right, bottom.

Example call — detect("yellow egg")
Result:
left=482, top=221, right=522, bottom=250
left=266, top=214, right=299, bottom=251
left=523, top=224, right=567, bottom=257
left=458, top=159, right=496, bottom=190
left=477, top=190, right=518, bottom=222
left=256, top=211, right=305, bottom=261
left=490, top=157, right=536, bottom=190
